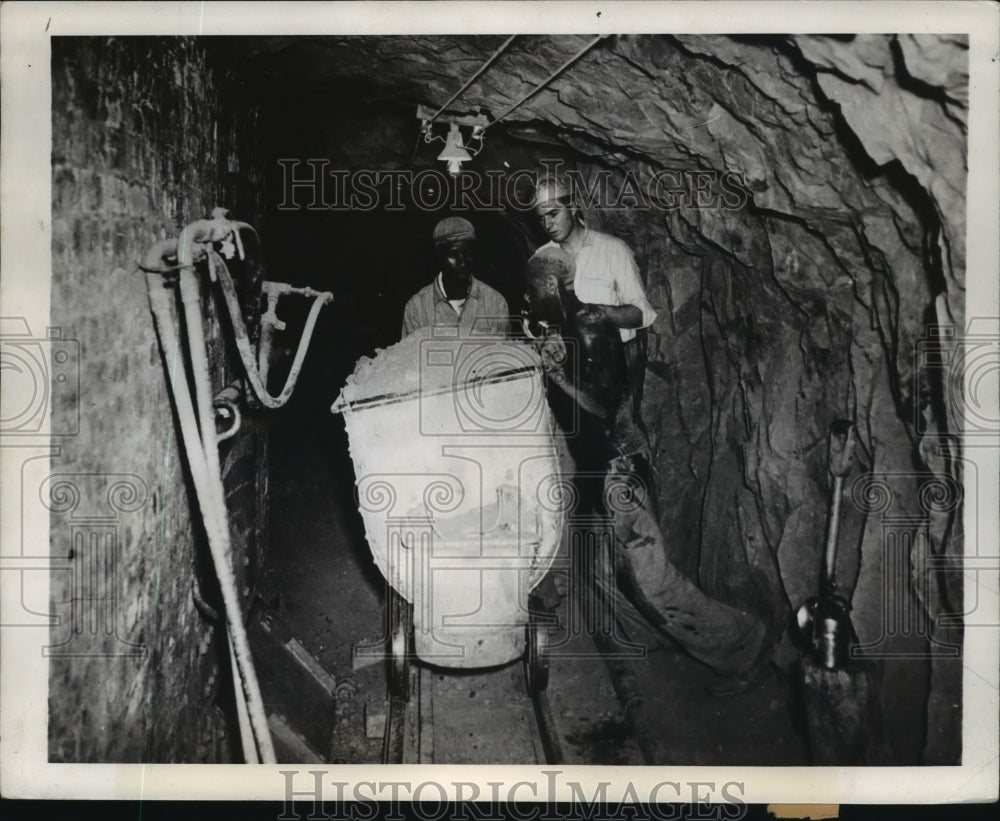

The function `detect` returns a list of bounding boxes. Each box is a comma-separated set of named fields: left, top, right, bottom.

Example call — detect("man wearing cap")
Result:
left=532, top=174, right=656, bottom=421
left=401, top=217, right=509, bottom=338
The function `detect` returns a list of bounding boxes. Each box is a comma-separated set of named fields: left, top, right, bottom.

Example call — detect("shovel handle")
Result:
left=824, top=474, right=844, bottom=582
left=823, top=420, right=857, bottom=583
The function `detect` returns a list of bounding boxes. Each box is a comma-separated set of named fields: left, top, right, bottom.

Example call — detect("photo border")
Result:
left=1, top=0, right=997, bottom=805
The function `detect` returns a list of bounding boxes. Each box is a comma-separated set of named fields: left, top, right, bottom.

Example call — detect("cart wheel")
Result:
left=527, top=608, right=550, bottom=693
left=388, top=589, right=412, bottom=702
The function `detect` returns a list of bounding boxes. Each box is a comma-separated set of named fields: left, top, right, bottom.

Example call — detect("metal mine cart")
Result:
left=332, top=330, right=566, bottom=760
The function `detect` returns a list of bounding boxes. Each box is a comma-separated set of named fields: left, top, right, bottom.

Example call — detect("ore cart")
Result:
left=332, top=332, right=565, bottom=761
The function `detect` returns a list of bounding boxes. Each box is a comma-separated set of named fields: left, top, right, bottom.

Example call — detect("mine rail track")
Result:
left=380, top=589, right=565, bottom=765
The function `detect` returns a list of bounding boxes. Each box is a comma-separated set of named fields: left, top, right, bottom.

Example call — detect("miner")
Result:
left=526, top=246, right=771, bottom=695
left=401, top=216, right=509, bottom=337
left=532, top=173, right=655, bottom=421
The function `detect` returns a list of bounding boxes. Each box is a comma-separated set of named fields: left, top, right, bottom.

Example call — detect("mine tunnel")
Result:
left=47, top=33, right=968, bottom=767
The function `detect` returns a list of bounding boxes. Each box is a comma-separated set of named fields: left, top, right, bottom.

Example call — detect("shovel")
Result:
left=796, top=419, right=859, bottom=670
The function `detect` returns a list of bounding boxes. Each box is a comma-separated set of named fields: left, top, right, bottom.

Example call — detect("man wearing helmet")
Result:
left=523, top=232, right=770, bottom=696
left=532, top=173, right=656, bottom=421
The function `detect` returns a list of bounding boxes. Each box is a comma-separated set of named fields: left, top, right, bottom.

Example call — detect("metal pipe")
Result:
left=229, top=647, right=259, bottom=764
left=173, top=219, right=276, bottom=763
left=146, top=272, right=261, bottom=762
left=144, top=211, right=329, bottom=763
left=256, top=280, right=325, bottom=386
left=210, top=253, right=332, bottom=408
left=140, top=237, right=180, bottom=273
left=257, top=291, right=282, bottom=386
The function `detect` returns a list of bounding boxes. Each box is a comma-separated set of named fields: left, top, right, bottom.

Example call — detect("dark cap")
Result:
left=433, top=217, right=476, bottom=245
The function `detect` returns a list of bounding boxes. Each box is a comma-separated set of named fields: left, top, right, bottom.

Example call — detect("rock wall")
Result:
left=516, top=34, right=968, bottom=764
left=48, top=37, right=268, bottom=762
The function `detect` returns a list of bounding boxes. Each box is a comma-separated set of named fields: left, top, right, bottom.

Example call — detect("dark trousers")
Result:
left=605, top=453, right=767, bottom=675
left=624, top=332, right=647, bottom=424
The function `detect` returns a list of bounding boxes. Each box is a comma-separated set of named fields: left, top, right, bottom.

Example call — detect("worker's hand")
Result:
left=577, top=303, right=607, bottom=323
left=521, top=299, right=543, bottom=340
left=539, top=333, right=567, bottom=376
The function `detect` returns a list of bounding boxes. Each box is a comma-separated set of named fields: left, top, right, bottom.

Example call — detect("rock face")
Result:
left=229, top=33, right=967, bottom=764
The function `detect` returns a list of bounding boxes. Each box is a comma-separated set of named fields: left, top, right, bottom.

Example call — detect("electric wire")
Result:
left=425, top=34, right=518, bottom=125
left=481, top=35, right=608, bottom=134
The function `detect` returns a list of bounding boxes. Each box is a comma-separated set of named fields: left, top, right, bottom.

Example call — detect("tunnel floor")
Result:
left=254, top=415, right=810, bottom=765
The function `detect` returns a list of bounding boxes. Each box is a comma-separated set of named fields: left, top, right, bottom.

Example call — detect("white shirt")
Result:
left=541, top=228, right=656, bottom=342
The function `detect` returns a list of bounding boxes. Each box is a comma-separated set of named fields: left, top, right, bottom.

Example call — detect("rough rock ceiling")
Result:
left=232, top=33, right=966, bottom=304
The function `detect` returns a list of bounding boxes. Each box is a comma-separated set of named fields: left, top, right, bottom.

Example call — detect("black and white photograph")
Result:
left=1, top=0, right=997, bottom=808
